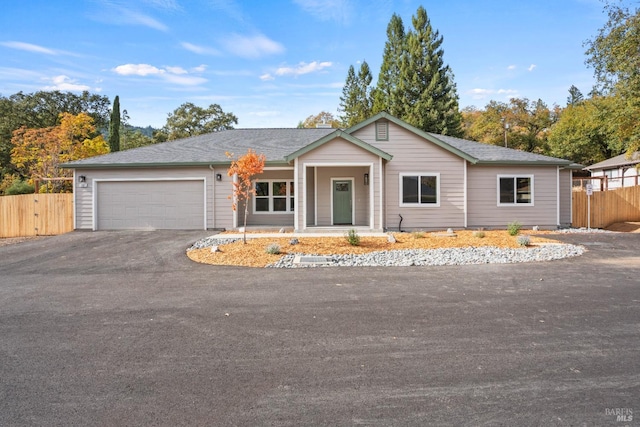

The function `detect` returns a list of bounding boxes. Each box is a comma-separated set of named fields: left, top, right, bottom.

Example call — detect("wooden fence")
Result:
left=572, top=186, right=640, bottom=228
left=0, top=193, right=74, bottom=238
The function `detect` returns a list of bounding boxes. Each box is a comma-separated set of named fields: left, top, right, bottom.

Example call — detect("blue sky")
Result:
left=1, top=0, right=608, bottom=129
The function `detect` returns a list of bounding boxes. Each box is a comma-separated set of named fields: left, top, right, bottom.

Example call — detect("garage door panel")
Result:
left=97, top=180, right=205, bottom=230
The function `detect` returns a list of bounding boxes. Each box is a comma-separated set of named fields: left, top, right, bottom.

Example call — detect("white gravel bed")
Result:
left=188, top=233, right=588, bottom=268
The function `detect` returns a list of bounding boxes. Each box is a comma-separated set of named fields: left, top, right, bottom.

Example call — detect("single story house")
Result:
left=62, top=112, right=579, bottom=232
left=583, top=151, right=639, bottom=190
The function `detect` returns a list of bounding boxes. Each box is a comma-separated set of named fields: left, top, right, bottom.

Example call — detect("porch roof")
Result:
left=284, top=130, right=393, bottom=162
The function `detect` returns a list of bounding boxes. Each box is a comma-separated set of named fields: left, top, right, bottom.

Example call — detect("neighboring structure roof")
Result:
left=61, top=128, right=335, bottom=168
left=583, top=151, right=640, bottom=171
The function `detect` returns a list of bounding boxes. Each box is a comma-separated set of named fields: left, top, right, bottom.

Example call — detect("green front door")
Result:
left=333, top=180, right=353, bottom=225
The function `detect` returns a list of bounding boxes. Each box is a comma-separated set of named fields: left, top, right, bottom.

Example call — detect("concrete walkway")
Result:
left=217, top=229, right=389, bottom=239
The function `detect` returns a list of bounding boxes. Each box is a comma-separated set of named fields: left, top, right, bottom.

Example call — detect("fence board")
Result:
left=0, top=194, right=74, bottom=238
left=572, top=186, right=640, bottom=228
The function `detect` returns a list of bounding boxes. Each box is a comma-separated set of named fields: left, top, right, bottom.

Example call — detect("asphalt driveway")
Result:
left=1, top=231, right=638, bottom=426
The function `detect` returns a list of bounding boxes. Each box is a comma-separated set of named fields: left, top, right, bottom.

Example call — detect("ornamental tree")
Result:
left=227, top=149, right=266, bottom=243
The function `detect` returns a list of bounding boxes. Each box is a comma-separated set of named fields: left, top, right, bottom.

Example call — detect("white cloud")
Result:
left=181, top=42, right=220, bottom=56
left=223, top=34, right=285, bottom=59
left=192, top=64, right=207, bottom=73
left=528, top=64, right=537, bottom=72
left=468, top=88, right=518, bottom=100
left=113, top=64, right=165, bottom=76
left=112, top=63, right=208, bottom=86
left=293, top=0, right=354, bottom=24
left=507, top=65, right=517, bottom=70
left=93, top=2, right=168, bottom=31
left=43, top=75, right=91, bottom=91
left=121, top=9, right=168, bottom=31
left=166, top=66, right=188, bottom=75
left=1, top=41, right=58, bottom=55
left=260, top=73, right=275, bottom=81
left=275, top=61, right=332, bottom=77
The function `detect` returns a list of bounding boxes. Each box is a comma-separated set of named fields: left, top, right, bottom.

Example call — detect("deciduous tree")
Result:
left=157, top=102, right=238, bottom=141
left=227, top=149, right=266, bottom=243
left=10, top=113, right=108, bottom=192
left=297, top=111, right=341, bottom=128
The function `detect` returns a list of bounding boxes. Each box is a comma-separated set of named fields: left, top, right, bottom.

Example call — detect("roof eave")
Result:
left=474, top=160, right=572, bottom=166
left=285, top=130, right=393, bottom=162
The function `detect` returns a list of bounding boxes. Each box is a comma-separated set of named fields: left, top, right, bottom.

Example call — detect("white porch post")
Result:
left=369, top=163, right=374, bottom=230
left=295, top=158, right=300, bottom=231
left=232, top=173, right=238, bottom=229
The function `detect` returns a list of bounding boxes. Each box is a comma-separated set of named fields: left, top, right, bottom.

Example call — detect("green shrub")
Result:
left=5, top=179, right=35, bottom=195
left=516, top=235, right=531, bottom=247
left=345, top=228, right=360, bottom=246
left=412, top=231, right=425, bottom=239
left=265, top=243, right=281, bottom=254
left=507, top=221, right=522, bottom=236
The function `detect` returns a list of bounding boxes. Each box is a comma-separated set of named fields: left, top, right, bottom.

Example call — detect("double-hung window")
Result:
left=498, top=175, right=533, bottom=205
left=254, top=180, right=295, bottom=213
left=400, top=173, right=440, bottom=207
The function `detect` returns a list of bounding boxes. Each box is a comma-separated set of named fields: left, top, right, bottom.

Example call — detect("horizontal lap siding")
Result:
left=298, top=138, right=380, bottom=229
left=353, top=123, right=465, bottom=230
left=467, top=165, right=558, bottom=228
left=74, top=167, right=215, bottom=230
left=245, top=170, right=295, bottom=227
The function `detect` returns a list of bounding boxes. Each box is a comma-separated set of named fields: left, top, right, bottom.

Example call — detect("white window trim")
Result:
left=399, top=172, right=441, bottom=207
left=497, top=174, right=535, bottom=207
left=253, top=179, right=295, bottom=215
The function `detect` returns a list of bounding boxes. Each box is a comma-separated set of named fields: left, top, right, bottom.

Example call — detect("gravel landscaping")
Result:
left=187, top=229, right=594, bottom=268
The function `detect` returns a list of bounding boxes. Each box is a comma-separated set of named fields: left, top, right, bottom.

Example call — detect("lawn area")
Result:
left=187, top=229, right=559, bottom=268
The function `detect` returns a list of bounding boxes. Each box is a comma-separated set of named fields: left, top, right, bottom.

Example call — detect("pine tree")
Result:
left=108, top=95, right=121, bottom=152
left=373, top=14, right=406, bottom=116
left=339, top=61, right=373, bottom=127
left=400, top=6, right=462, bottom=136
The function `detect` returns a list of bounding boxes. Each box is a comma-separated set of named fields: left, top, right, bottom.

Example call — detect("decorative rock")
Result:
left=210, top=245, right=221, bottom=253
left=447, top=228, right=454, bottom=234
left=533, top=225, right=540, bottom=231
left=279, top=227, right=286, bottom=233
left=290, top=238, right=299, bottom=245
left=387, top=234, right=397, bottom=243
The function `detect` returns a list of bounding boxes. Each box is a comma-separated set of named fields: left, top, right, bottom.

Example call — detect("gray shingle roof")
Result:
left=584, top=151, right=640, bottom=170
left=429, top=133, right=571, bottom=165
left=62, top=128, right=335, bottom=167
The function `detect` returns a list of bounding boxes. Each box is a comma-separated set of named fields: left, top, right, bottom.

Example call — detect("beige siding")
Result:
left=74, top=167, right=217, bottom=230
left=353, top=121, right=465, bottom=230
left=467, top=165, right=558, bottom=228
left=244, top=169, right=295, bottom=227
left=559, top=168, right=572, bottom=226
left=297, top=137, right=381, bottom=229
left=213, top=167, right=233, bottom=230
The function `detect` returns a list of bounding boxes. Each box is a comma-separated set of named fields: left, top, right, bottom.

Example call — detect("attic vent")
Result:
left=376, top=121, right=389, bottom=141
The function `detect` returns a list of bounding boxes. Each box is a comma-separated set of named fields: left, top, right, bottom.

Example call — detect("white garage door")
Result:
left=96, top=180, right=205, bottom=230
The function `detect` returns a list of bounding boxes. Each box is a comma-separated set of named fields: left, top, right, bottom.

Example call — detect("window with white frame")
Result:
left=400, top=173, right=440, bottom=206
left=254, top=180, right=295, bottom=213
left=498, top=175, right=533, bottom=205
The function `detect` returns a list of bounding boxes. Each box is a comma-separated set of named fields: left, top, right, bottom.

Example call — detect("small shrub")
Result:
left=412, top=231, right=425, bottom=239
left=5, top=179, right=35, bottom=195
left=473, top=230, right=485, bottom=238
left=265, top=243, right=281, bottom=254
left=516, top=235, right=531, bottom=247
left=507, top=221, right=522, bottom=236
left=345, top=228, right=360, bottom=246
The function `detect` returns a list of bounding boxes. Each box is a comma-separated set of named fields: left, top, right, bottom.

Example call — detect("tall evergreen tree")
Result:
left=373, top=14, right=406, bottom=116
left=400, top=6, right=462, bottom=136
left=108, top=95, right=121, bottom=152
left=339, top=61, right=373, bottom=127
left=566, top=85, right=584, bottom=106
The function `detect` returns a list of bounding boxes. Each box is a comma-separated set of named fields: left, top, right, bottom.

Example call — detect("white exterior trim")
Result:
left=398, top=172, right=441, bottom=208
left=72, top=170, right=77, bottom=230
left=330, top=177, right=355, bottom=226
left=232, top=173, right=238, bottom=229
left=556, top=166, right=560, bottom=226
left=379, top=157, right=384, bottom=230
left=368, top=164, right=374, bottom=230
left=496, top=174, right=535, bottom=207
left=463, top=159, right=468, bottom=228
left=294, top=158, right=299, bottom=231
left=313, top=166, right=318, bottom=227
left=92, top=177, right=207, bottom=231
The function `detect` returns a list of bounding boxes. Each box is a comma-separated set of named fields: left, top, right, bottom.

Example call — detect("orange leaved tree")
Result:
left=227, top=149, right=266, bottom=243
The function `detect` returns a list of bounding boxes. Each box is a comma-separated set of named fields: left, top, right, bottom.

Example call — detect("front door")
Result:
left=332, top=180, right=353, bottom=225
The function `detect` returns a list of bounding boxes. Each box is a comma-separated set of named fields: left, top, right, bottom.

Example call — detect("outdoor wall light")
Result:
left=216, top=173, right=222, bottom=181
left=78, top=175, right=86, bottom=183
left=364, top=173, right=369, bottom=186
